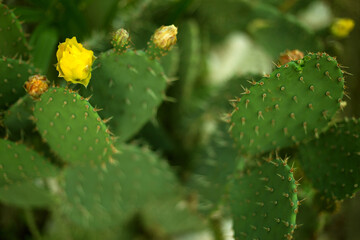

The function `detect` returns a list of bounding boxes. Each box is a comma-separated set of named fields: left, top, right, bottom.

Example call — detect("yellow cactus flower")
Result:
left=331, top=18, right=355, bottom=38
left=56, top=37, right=95, bottom=87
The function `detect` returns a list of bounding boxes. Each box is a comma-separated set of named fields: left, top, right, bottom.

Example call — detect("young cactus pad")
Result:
left=0, top=58, right=36, bottom=110
left=0, top=3, right=29, bottom=58
left=3, top=95, right=35, bottom=138
left=298, top=118, right=360, bottom=200
left=187, top=122, right=240, bottom=215
left=229, top=157, right=299, bottom=240
left=34, top=86, right=115, bottom=165
left=229, top=52, right=344, bottom=155
left=140, top=195, right=205, bottom=238
left=62, top=144, right=180, bottom=229
left=84, top=50, right=167, bottom=142
left=0, top=139, right=59, bottom=207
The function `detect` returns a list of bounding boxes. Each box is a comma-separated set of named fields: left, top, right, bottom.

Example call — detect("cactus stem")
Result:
left=24, top=209, right=42, bottom=240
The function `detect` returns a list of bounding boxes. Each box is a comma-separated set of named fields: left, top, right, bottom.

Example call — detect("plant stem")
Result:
left=24, top=208, right=42, bottom=240
left=211, top=218, right=225, bottom=240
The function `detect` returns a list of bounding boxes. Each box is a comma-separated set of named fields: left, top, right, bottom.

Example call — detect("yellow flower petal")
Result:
left=331, top=18, right=355, bottom=38
left=55, top=37, right=95, bottom=87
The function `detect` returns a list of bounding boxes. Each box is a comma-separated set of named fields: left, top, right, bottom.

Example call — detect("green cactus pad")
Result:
left=0, top=139, right=58, bottom=207
left=3, top=95, right=35, bottom=139
left=229, top=52, right=344, bottom=155
left=177, top=20, right=201, bottom=103
left=62, top=144, right=180, bottom=229
left=0, top=3, right=29, bottom=58
left=298, top=118, right=360, bottom=200
left=84, top=50, right=167, bottom=142
left=0, top=57, right=37, bottom=111
left=292, top=197, right=319, bottom=240
left=44, top=210, right=122, bottom=240
left=199, top=0, right=319, bottom=56
left=229, top=157, right=298, bottom=240
left=140, top=196, right=205, bottom=238
left=187, top=122, right=241, bottom=215
left=34, top=86, right=115, bottom=165
left=247, top=5, right=320, bottom=58
left=0, top=139, right=58, bottom=186
left=159, top=46, right=179, bottom=78
left=0, top=181, right=55, bottom=207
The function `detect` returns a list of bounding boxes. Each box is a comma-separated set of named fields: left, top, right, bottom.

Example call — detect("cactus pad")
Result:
left=62, top=144, right=179, bottom=229
left=34, top=86, right=115, bottom=165
left=3, top=95, right=34, bottom=139
left=140, top=196, right=205, bottom=238
left=298, top=118, right=360, bottom=200
left=229, top=52, right=344, bottom=155
left=0, top=3, right=29, bottom=58
left=84, top=50, right=167, bottom=142
left=199, top=0, right=318, bottom=56
left=0, top=57, right=36, bottom=111
left=187, top=122, right=240, bottom=214
left=229, top=157, right=298, bottom=239
left=0, top=139, right=58, bottom=207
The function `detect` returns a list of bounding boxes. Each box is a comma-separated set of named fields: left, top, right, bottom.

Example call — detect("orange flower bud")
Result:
left=279, top=50, right=304, bottom=65
left=25, top=75, right=49, bottom=98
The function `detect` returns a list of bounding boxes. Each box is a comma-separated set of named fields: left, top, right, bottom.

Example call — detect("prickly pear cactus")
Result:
left=1, top=0, right=359, bottom=239
left=61, top=144, right=180, bottom=229
left=229, top=157, right=299, bottom=239
left=3, top=95, right=35, bottom=139
left=0, top=3, right=29, bottom=59
left=298, top=118, right=360, bottom=201
left=34, top=86, right=116, bottom=164
left=229, top=52, right=344, bottom=155
left=84, top=50, right=167, bottom=142
left=187, top=122, right=241, bottom=215
left=0, top=58, right=37, bottom=110
left=0, top=139, right=58, bottom=207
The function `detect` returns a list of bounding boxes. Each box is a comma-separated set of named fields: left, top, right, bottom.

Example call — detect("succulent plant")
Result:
left=0, top=1, right=358, bottom=240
